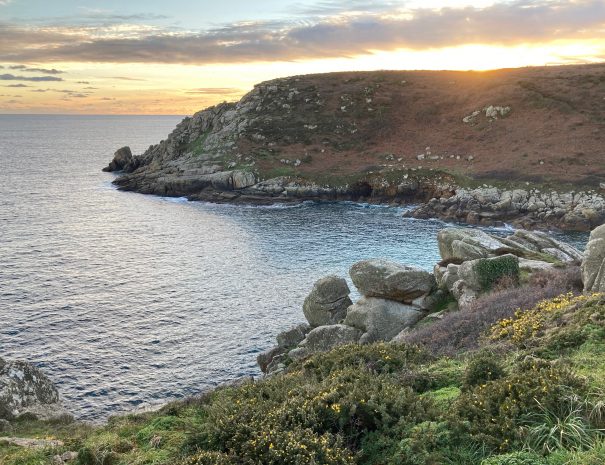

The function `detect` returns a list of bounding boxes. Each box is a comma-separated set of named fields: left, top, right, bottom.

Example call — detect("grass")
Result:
left=3, top=294, right=605, bottom=465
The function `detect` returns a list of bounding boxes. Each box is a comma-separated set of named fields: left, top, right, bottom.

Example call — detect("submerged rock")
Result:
left=350, top=259, right=435, bottom=303
left=583, top=224, right=605, bottom=293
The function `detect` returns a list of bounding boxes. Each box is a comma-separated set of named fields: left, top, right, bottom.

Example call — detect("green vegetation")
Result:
left=474, top=255, right=520, bottom=291
left=2, top=294, right=605, bottom=465
left=188, top=130, right=211, bottom=156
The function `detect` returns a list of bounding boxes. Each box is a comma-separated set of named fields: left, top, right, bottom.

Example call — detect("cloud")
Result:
left=185, top=87, right=243, bottom=95
left=0, top=73, right=64, bottom=81
left=8, top=65, right=65, bottom=74
left=5, top=83, right=29, bottom=87
left=111, top=76, right=147, bottom=81
left=0, top=1, right=604, bottom=64
left=76, top=81, right=90, bottom=84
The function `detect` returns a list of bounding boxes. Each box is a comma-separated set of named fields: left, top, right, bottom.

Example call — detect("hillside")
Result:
left=105, top=64, right=605, bottom=231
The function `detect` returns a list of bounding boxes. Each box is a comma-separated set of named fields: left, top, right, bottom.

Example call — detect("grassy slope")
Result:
left=2, top=291, right=605, bottom=465
left=213, top=64, right=605, bottom=192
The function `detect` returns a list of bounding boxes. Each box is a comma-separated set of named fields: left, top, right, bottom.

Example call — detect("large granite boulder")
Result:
left=437, top=228, right=511, bottom=261
left=289, top=325, right=362, bottom=361
left=583, top=224, right=605, bottom=293
left=0, top=357, right=68, bottom=421
left=344, top=297, right=424, bottom=343
left=102, top=146, right=133, bottom=172
left=303, top=276, right=352, bottom=327
left=350, top=259, right=435, bottom=303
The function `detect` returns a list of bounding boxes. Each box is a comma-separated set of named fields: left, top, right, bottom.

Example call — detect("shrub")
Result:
left=474, top=255, right=520, bottom=291
left=463, top=353, right=506, bottom=389
left=491, top=293, right=595, bottom=345
left=181, top=450, right=235, bottom=465
left=403, top=282, right=569, bottom=356
left=481, top=451, right=546, bottom=465
left=456, top=360, right=587, bottom=450
left=196, top=362, right=435, bottom=464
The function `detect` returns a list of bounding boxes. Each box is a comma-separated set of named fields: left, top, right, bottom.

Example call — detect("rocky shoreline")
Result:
left=257, top=225, right=598, bottom=375
left=102, top=69, right=605, bottom=232
left=104, top=144, right=605, bottom=231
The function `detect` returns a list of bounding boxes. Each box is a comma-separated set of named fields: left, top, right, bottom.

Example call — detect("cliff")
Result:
left=105, top=63, right=605, bottom=230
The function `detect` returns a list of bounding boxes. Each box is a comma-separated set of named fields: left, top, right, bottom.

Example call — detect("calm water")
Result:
left=0, top=115, right=588, bottom=421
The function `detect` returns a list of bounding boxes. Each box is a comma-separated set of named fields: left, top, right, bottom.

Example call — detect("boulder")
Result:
left=289, top=325, right=362, bottom=361
left=583, top=224, right=605, bottom=292
left=302, top=276, right=352, bottom=327
left=0, top=357, right=68, bottom=421
left=257, top=346, right=286, bottom=373
left=349, top=259, right=435, bottom=303
left=437, top=228, right=511, bottom=261
left=276, top=323, right=310, bottom=348
left=102, top=146, right=133, bottom=172
left=344, top=297, right=424, bottom=343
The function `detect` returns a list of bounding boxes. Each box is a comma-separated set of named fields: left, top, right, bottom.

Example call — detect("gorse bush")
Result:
left=463, top=353, right=506, bottom=389
left=457, top=358, right=587, bottom=450
left=480, top=451, right=546, bottom=465
left=491, top=293, right=597, bottom=344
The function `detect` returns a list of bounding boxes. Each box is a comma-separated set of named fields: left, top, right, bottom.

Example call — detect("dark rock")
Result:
left=102, top=146, right=133, bottom=172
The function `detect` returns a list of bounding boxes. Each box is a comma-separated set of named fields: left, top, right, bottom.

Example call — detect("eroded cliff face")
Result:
left=106, top=65, right=605, bottom=230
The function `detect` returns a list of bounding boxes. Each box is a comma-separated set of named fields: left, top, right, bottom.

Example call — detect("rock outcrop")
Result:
left=583, top=224, right=605, bottom=293
left=258, top=226, right=584, bottom=375
left=344, top=297, right=424, bottom=343
left=302, top=276, right=352, bottom=327
left=349, top=260, right=435, bottom=303
left=0, top=357, right=68, bottom=421
left=288, top=325, right=362, bottom=361
left=407, top=186, right=605, bottom=232
left=102, top=146, right=135, bottom=172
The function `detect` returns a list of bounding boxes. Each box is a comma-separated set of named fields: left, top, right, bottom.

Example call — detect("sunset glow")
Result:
left=1, top=0, right=604, bottom=114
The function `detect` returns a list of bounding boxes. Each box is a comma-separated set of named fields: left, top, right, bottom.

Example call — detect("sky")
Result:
left=1, top=0, right=604, bottom=114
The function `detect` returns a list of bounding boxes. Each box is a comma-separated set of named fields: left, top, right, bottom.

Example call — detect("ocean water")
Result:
left=0, top=115, right=588, bottom=421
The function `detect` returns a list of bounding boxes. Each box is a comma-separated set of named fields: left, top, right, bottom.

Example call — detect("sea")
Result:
left=0, top=115, right=589, bottom=421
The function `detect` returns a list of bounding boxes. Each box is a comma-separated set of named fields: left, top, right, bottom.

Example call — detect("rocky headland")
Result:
left=104, top=63, right=605, bottom=231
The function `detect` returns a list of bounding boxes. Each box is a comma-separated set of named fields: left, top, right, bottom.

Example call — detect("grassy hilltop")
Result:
left=3, top=269, right=605, bottom=465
